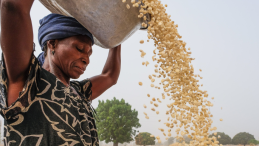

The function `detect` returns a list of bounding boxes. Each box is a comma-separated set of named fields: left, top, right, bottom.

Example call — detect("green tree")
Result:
left=209, top=132, right=232, bottom=144
left=176, top=135, right=192, bottom=144
left=232, top=132, right=255, bottom=146
left=96, top=97, right=141, bottom=146
left=135, top=132, right=155, bottom=146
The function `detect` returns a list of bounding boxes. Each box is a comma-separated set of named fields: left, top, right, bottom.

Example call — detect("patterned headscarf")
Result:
left=37, top=13, right=94, bottom=66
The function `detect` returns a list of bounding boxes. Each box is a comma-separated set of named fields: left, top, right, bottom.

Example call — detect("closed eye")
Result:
left=76, top=47, right=83, bottom=52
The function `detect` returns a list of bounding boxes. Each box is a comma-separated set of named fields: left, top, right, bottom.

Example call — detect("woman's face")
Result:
left=51, top=35, right=93, bottom=79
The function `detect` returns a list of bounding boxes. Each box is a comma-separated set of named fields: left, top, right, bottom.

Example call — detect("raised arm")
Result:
left=0, top=0, right=34, bottom=106
left=90, top=45, right=121, bottom=100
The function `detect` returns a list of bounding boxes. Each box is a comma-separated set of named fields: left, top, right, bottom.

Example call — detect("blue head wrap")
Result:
left=37, top=13, right=94, bottom=66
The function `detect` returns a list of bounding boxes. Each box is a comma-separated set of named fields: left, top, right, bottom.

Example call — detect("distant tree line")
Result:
left=133, top=132, right=259, bottom=146
left=95, top=98, right=258, bottom=146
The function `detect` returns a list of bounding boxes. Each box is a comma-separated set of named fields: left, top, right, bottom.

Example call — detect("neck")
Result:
left=50, top=66, right=70, bottom=87
left=43, top=56, right=70, bottom=87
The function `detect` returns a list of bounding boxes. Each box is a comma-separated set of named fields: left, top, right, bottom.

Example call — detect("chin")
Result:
left=71, top=75, right=81, bottom=79
left=70, top=73, right=82, bottom=79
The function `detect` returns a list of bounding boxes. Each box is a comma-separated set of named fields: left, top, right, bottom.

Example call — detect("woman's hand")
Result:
left=1, top=0, right=34, bottom=106
left=89, top=45, right=121, bottom=100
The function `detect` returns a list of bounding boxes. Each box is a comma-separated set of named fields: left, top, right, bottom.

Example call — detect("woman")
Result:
left=0, top=0, right=121, bottom=145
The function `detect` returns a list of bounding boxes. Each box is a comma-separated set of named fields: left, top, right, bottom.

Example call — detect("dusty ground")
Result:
left=0, top=144, right=258, bottom=146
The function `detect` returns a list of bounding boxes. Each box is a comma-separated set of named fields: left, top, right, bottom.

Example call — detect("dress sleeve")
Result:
left=70, top=79, right=92, bottom=102
left=0, top=53, right=41, bottom=119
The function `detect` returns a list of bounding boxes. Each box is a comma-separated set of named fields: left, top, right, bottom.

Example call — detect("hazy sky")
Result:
left=1, top=0, right=259, bottom=142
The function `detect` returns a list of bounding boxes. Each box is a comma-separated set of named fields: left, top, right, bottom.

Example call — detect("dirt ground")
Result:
left=0, top=144, right=258, bottom=146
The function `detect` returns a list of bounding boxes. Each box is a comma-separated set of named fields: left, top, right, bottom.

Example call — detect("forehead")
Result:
left=69, top=35, right=92, bottom=46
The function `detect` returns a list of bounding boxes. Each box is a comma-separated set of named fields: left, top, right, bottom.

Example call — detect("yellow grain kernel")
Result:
left=133, top=3, right=139, bottom=7
left=162, top=94, right=165, bottom=99
left=146, top=61, right=149, bottom=66
left=141, top=51, right=146, bottom=58
left=126, top=4, right=130, bottom=9
left=148, top=75, right=152, bottom=79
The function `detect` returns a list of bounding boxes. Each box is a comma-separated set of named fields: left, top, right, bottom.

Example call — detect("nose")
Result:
left=81, top=55, right=90, bottom=65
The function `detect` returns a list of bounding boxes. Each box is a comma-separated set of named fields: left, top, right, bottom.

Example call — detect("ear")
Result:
left=47, top=40, right=59, bottom=51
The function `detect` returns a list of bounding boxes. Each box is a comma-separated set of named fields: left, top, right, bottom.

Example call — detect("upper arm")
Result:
left=74, top=75, right=114, bottom=101
left=89, top=74, right=115, bottom=100
left=89, top=46, right=121, bottom=100
left=0, top=0, right=34, bottom=82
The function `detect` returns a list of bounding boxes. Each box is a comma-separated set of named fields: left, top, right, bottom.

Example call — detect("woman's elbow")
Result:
left=1, top=0, right=28, bottom=13
left=103, top=72, right=119, bottom=86
left=108, top=76, right=119, bottom=86
left=111, top=79, right=118, bottom=85
left=1, top=0, right=18, bottom=11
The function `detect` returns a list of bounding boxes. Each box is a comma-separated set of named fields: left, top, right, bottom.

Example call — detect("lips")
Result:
left=75, top=66, right=85, bottom=74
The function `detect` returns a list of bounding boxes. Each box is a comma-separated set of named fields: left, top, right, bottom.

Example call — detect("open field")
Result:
left=99, top=144, right=259, bottom=146
left=0, top=143, right=258, bottom=146
left=99, top=145, right=259, bottom=146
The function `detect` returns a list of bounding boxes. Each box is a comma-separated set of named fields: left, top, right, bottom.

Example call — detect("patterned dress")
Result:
left=0, top=55, right=99, bottom=146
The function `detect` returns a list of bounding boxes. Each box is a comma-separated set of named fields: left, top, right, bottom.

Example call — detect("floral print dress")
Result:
left=0, top=55, right=99, bottom=146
